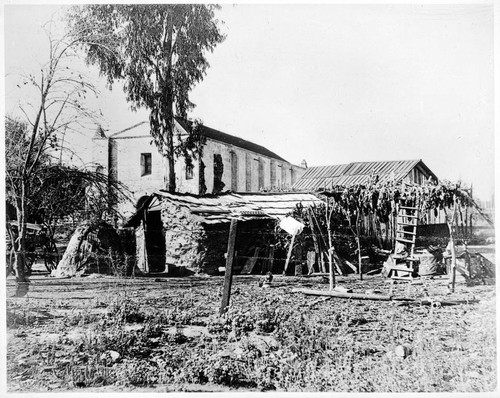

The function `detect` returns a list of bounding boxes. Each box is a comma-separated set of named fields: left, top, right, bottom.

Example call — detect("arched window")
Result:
left=258, top=158, right=264, bottom=190
left=136, top=195, right=150, bottom=210
left=270, top=160, right=276, bottom=187
left=230, top=151, right=238, bottom=191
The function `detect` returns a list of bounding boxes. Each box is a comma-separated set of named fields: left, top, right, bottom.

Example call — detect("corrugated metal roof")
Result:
left=124, top=191, right=324, bottom=226
left=154, top=191, right=265, bottom=223
left=237, top=192, right=324, bottom=219
left=293, top=159, right=433, bottom=191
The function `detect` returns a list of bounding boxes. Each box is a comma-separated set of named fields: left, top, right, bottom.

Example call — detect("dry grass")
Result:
left=5, top=273, right=496, bottom=392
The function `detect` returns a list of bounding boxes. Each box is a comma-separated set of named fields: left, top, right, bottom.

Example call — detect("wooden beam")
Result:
left=283, top=233, right=296, bottom=275
left=293, top=289, right=479, bottom=306
left=220, top=219, right=238, bottom=315
left=294, top=288, right=393, bottom=301
left=241, top=247, right=260, bottom=274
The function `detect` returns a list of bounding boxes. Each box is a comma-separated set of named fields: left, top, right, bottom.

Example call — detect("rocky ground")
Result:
left=5, top=268, right=497, bottom=393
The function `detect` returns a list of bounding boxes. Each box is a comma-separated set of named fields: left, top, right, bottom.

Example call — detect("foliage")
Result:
left=67, top=4, right=225, bottom=192
left=6, top=117, right=127, bottom=225
left=6, top=116, right=128, bottom=275
left=25, top=164, right=127, bottom=224
left=5, top=23, right=102, bottom=281
left=317, top=179, right=477, bottom=224
left=6, top=275, right=497, bottom=392
left=272, top=180, right=483, bottom=278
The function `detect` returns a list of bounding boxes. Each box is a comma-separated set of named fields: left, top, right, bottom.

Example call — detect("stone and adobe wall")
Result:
left=161, top=201, right=205, bottom=272
left=160, top=200, right=229, bottom=275
left=158, top=198, right=279, bottom=275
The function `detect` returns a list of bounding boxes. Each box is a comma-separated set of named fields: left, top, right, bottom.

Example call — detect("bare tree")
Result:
left=5, top=26, right=99, bottom=282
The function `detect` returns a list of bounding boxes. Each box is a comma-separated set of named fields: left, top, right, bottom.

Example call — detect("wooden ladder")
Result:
left=390, top=204, right=419, bottom=281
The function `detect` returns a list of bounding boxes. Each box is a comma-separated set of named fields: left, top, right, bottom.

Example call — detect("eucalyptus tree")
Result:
left=68, top=4, right=225, bottom=192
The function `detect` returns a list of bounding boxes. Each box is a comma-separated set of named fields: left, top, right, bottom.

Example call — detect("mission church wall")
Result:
left=92, top=120, right=305, bottom=217
left=176, top=138, right=305, bottom=195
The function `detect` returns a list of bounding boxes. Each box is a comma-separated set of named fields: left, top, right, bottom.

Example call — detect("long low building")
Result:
left=125, top=191, right=324, bottom=275
left=292, top=159, right=438, bottom=191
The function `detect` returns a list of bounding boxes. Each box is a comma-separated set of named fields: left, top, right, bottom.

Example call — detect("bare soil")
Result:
left=5, top=269, right=497, bottom=392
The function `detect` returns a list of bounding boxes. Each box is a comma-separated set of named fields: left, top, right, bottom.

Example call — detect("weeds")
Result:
left=6, top=275, right=497, bottom=392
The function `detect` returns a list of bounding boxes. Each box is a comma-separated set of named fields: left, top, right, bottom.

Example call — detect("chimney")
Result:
left=300, top=159, right=308, bottom=169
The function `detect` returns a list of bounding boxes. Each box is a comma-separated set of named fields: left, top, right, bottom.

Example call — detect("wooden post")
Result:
left=283, top=233, right=296, bottom=275
left=266, top=245, right=275, bottom=273
left=372, top=215, right=383, bottom=248
left=320, top=252, right=328, bottom=273
left=220, top=219, right=238, bottom=316
left=356, top=213, right=363, bottom=281
left=309, top=208, right=327, bottom=272
left=307, top=209, right=321, bottom=273
left=326, top=228, right=336, bottom=290
left=294, top=239, right=303, bottom=276
left=464, top=241, right=471, bottom=280
left=307, top=250, right=316, bottom=274
left=331, top=248, right=344, bottom=275
left=328, top=249, right=334, bottom=290
left=464, top=205, right=468, bottom=240
left=324, top=200, right=336, bottom=290
left=448, top=234, right=457, bottom=292
left=446, top=198, right=458, bottom=292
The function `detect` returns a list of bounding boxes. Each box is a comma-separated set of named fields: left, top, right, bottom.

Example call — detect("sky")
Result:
left=3, top=1, right=495, bottom=200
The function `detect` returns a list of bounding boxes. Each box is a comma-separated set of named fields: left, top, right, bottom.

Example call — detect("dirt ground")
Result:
left=5, top=265, right=497, bottom=393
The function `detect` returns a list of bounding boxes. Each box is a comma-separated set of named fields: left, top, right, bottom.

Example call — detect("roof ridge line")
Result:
left=109, top=121, right=149, bottom=138
left=175, top=117, right=291, bottom=164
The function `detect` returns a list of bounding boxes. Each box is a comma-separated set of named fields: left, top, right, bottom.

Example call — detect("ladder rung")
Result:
left=396, top=237, right=415, bottom=244
left=390, top=266, right=415, bottom=272
left=392, top=255, right=419, bottom=262
left=396, top=229, right=417, bottom=235
left=399, top=206, right=418, bottom=210
left=391, top=276, right=413, bottom=281
left=398, top=222, right=417, bottom=226
left=397, top=214, right=418, bottom=219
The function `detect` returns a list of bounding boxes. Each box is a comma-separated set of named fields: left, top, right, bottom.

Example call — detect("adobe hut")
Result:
left=125, top=191, right=324, bottom=275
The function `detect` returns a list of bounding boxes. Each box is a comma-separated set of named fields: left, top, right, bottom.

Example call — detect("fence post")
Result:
left=220, top=219, right=238, bottom=315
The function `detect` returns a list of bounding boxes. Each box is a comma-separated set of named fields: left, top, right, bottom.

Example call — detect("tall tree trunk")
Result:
left=156, top=94, right=176, bottom=193
left=163, top=13, right=176, bottom=194
left=164, top=92, right=176, bottom=193
left=14, top=187, right=28, bottom=282
left=167, top=138, right=176, bottom=193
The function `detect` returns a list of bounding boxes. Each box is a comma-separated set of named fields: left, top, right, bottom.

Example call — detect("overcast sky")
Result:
left=3, top=2, right=495, bottom=200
